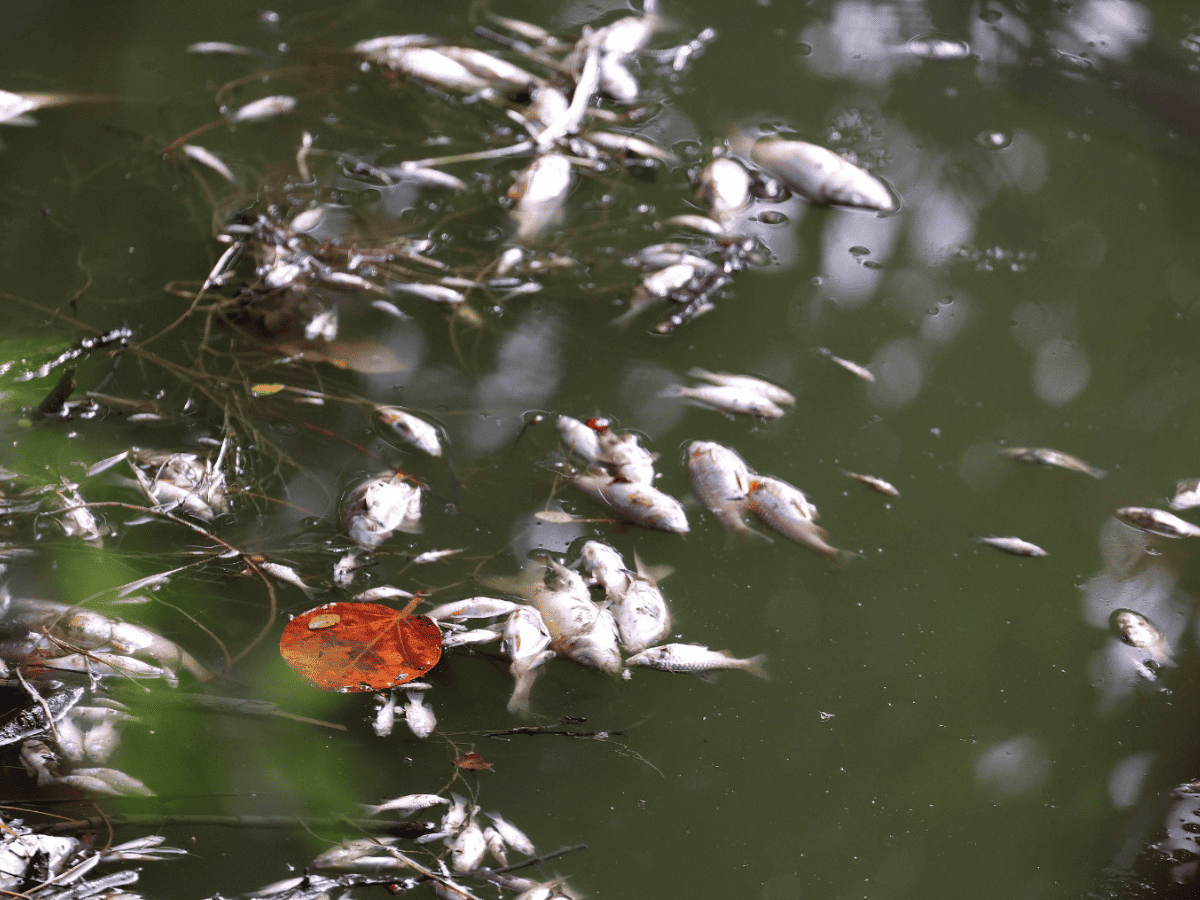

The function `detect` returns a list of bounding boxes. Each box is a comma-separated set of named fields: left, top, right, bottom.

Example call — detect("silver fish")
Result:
left=660, top=383, right=786, bottom=418
left=820, top=349, right=876, bottom=382
left=579, top=540, right=632, bottom=594
left=616, top=262, right=702, bottom=325
left=484, top=826, right=508, bottom=866
left=507, top=647, right=554, bottom=715
left=441, top=627, right=503, bottom=649
left=305, top=304, right=338, bottom=339
left=510, top=153, right=573, bottom=244
left=526, top=86, right=570, bottom=130
left=187, top=41, right=260, bottom=56
left=448, top=819, right=487, bottom=873
left=597, top=430, right=657, bottom=485
left=362, top=793, right=450, bottom=818
left=570, top=473, right=689, bottom=534
left=343, top=472, right=422, bottom=549
left=557, top=414, right=601, bottom=463
left=0, top=89, right=86, bottom=126
left=609, top=573, right=672, bottom=654
left=686, top=367, right=795, bottom=406
left=557, top=607, right=622, bottom=675
left=665, top=213, right=726, bottom=236
left=377, top=407, right=443, bottom=457
left=366, top=45, right=491, bottom=92
left=501, top=607, right=554, bottom=712
left=181, top=144, right=236, bottom=183
left=425, top=597, right=523, bottom=621
left=745, top=476, right=843, bottom=558
left=373, top=690, right=397, bottom=738
left=402, top=690, right=436, bottom=739
left=750, top=137, right=895, bottom=212
left=598, top=55, right=639, bottom=103
left=625, top=643, right=768, bottom=679
left=686, top=441, right=758, bottom=538
left=227, top=95, right=296, bottom=123
left=698, top=158, right=751, bottom=219
left=842, top=471, right=899, bottom=497
left=391, top=282, right=465, bottom=304
left=485, top=812, right=537, bottom=857
left=1001, top=447, right=1105, bottom=478
left=1171, top=478, right=1200, bottom=511
left=1116, top=507, right=1200, bottom=539
left=587, top=131, right=678, bottom=163
left=976, top=535, right=1047, bottom=557
left=436, top=46, right=541, bottom=89
left=1114, top=610, right=1174, bottom=665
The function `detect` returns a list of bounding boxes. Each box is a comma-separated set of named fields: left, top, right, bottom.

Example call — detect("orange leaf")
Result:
left=453, top=752, right=493, bottom=771
left=280, top=600, right=442, bottom=692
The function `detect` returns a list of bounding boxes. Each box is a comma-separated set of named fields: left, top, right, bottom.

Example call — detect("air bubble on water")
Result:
left=849, top=245, right=870, bottom=257
left=758, top=210, right=787, bottom=225
left=976, top=130, right=1012, bottom=149
left=796, top=42, right=813, bottom=56
left=979, top=8, right=1003, bottom=23
left=636, top=203, right=654, bottom=215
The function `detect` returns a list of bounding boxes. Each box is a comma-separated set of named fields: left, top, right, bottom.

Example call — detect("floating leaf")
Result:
left=280, top=599, right=442, bottom=692
left=453, top=752, right=493, bottom=771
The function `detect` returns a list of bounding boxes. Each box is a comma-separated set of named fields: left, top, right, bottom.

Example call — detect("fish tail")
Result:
left=741, top=654, right=769, bottom=680
left=657, top=383, right=689, bottom=399
left=686, top=366, right=716, bottom=382
left=362, top=803, right=385, bottom=816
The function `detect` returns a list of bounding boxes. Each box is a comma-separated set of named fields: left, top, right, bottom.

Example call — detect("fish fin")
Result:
left=741, top=653, right=770, bottom=680
left=632, top=550, right=674, bottom=583
left=686, top=366, right=717, bottom=383
left=656, top=383, right=689, bottom=399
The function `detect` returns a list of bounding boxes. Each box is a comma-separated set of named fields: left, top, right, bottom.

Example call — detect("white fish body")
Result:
left=557, top=415, right=601, bottom=463
left=746, top=476, right=844, bottom=558
left=343, top=473, right=422, bottom=549
left=661, top=383, right=785, bottom=418
left=665, top=214, right=725, bottom=236
left=610, top=576, right=672, bottom=654
left=842, top=471, right=900, bottom=497
left=686, top=441, right=758, bottom=538
left=510, top=153, right=572, bottom=243
left=372, top=691, right=397, bottom=737
left=441, top=627, right=503, bottom=649
left=527, top=86, right=570, bottom=130
left=687, top=367, right=795, bottom=406
left=1171, top=478, right=1200, bottom=511
left=1116, top=507, right=1200, bottom=538
left=377, top=407, right=443, bottom=457
left=579, top=540, right=631, bottom=594
left=362, top=793, right=450, bottom=818
left=748, top=475, right=819, bottom=521
left=448, top=819, right=487, bottom=873
left=391, top=282, right=465, bottom=304
left=822, top=350, right=875, bottom=382
left=507, top=648, right=555, bottom=714
left=698, top=158, right=751, bottom=219
left=557, top=607, right=622, bottom=675
left=527, top=561, right=599, bottom=642
left=751, top=137, right=895, bottom=212
left=1001, top=447, right=1105, bottom=478
left=181, top=144, right=236, bottom=182
left=374, top=46, right=491, bottom=92
left=484, top=826, right=508, bottom=866
left=571, top=473, right=689, bottom=534
left=485, top=812, right=537, bottom=857
left=598, top=55, right=639, bottom=102
left=976, top=535, right=1048, bottom=557
left=425, top=597, right=524, bottom=621
left=1115, top=610, right=1174, bottom=665
left=436, top=46, right=541, bottom=88
left=502, top=605, right=554, bottom=713
left=228, top=95, right=297, bottom=123
left=625, top=643, right=768, bottom=679
left=402, top=690, right=436, bottom=739
left=586, top=131, right=678, bottom=163
left=597, top=431, right=657, bottom=484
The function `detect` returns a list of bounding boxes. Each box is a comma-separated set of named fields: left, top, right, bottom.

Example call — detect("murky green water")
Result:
left=3, top=0, right=1200, bottom=897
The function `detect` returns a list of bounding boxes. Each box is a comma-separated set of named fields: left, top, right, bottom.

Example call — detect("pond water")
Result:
left=2, top=0, right=1200, bottom=898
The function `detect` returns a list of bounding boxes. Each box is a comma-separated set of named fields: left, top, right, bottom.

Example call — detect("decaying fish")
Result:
left=1171, top=478, right=1200, bottom=511
left=615, top=261, right=702, bottom=326
left=687, top=367, right=795, bottom=406
left=402, top=690, right=436, bottom=739
left=485, top=811, right=537, bottom=857
left=625, top=643, right=768, bottom=679
left=1001, top=447, right=1106, bottom=478
left=557, top=414, right=602, bottom=464
left=579, top=540, right=632, bottom=594
left=227, top=95, right=297, bottom=123
left=660, top=383, right=786, bottom=418
left=50, top=481, right=103, bottom=543
left=975, top=535, right=1047, bottom=557
left=665, top=213, right=726, bottom=236
left=1113, top=610, right=1174, bottom=665
left=377, top=407, right=443, bottom=457
left=596, top=429, right=657, bottom=485
left=745, top=476, right=846, bottom=558
left=501, top=606, right=554, bottom=714
left=819, top=348, right=875, bottom=382
left=448, top=818, right=487, bottom=873
left=436, top=46, right=542, bottom=89
left=510, top=153, right=573, bottom=244
left=570, top=473, right=689, bottom=534
left=343, top=472, right=422, bottom=549
left=698, top=157, right=751, bottom=221
left=363, top=793, right=450, bottom=818
left=750, top=137, right=895, bottom=212
left=425, top=597, right=523, bottom=621
left=842, top=471, right=899, bottom=497
left=1116, top=507, right=1200, bottom=539
left=608, top=565, right=672, bottom=654
left=515, top=560, right=622, bottom=675
left=686, top=441, right=758, bottom=538
left=0, top=89, right=93, bottom=126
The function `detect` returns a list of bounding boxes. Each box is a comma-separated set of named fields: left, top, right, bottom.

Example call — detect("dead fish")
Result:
left=579, top=540, right=632, bottom=594
left=0, top=89, right=90, bottom=125
left=664, top=213, right=725, bottom=236
left=364, top=45, right=492, bottom=92
left=609, top=571, right=672, bottom=654
left=510, top=153, right=573, bottom=243
left=597, top=429, right=657, bottom=485
left=502, top=607, right=554, bottom=714
left=343, top=472, right=422, bottom=549
left=425, top=597, right=523, bottom=621
left=698, top=157, right=751, bottom=219
left=181, top=144, right=236, bottom=182
left=557, top=414, right=601, bottom=464
left=625, top=643, right=768, bottom=679
left=597, top=55, right=639, bottom=103
left=686, top=367, right=795, bottom=406
left=411, top=548, right=463, bottom=564
left=227, top=95, right=297, bottom=123
left=436, top=46, right=542, bottom=89
left=842, top=471, right=899, bottom=497
left=660, top=383, right=786, bottom=418
left=1171, top=478, right=1200, bottom=511
left=377, top=407, right=443, bottom=457
left=391, top=282, right=465, bottom=304
left=616, top=262, right=702, bottom=326
left=373, top=691, right=397, bottom=737
left=819, top=348, right=875, bottom=382
left=1113, top=609, right=1174, bottom=665
left=745, top=476, right=846, bottom=558
left=976, top=535, right=1047, bottom=557
left=902, top=36, right=972, bottom=61
left=402, top=690, right=436, bottom=739
left=186, top=41, right=261, bottom=56
left=1116, top=507, right=1200, bottom=538
left=586, top=131, right=679, bottom=163
left=1001, top=447, right=1106, bottom=478
left=363, top=793, right=449, bottom=818
left=305, top=308, right=338, bottom=342
left=686, top=441, right=759, bottom=539
left=571, top=474, right=689, bottom=534
left=750, top=137, right=895, bottom=212
left=484, top=812, right=537, bottom=857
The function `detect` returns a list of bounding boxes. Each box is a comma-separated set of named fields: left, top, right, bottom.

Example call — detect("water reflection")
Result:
left=974, top=735, right=1052, bottom=798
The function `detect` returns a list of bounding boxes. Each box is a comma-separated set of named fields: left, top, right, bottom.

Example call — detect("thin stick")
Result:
left=15, top=670, right=61, bottom=748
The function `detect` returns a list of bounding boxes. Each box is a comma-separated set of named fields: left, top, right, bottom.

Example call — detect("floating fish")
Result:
left=448, top=818, right=487, bottom=873
left=976, top=535, right=1047, bottom=557
left=343, top=472, right=422, bottom=549
left=1171, top=478, right=1200, bottom=511
left=402, top=690, right=436, bottom=739
left=510, top=153, right=573, bottom=244
left=557, top=414, right=601, bottom=463
left=819, top=348, right=875, bottom=382
left=686, top=441, right=759, bottom=539
left=436, top=46, right=542, bottom=89
left=485, top=812, right=537, bottom=857
left=625, top=643, right=768, bottom=679
left=570, top=473, right=689, bottom=534
left=698, top=157, right=751, bottom=220
left=745, top=476, right=845, bottom=558
left=1113, top=610, right=1174, bottom=665
left=664, top=213, right=725, bottom=236
left=842, top=471, right=899, bottom=497
left=1116, top=507, right=1200, bottom=538
left=660, top=383, right=786, bottom=418
left=587, top=131, right=679, bottom=163
left=181, top=144, right=236, bottom=183
left=227, top=95, right=297, bottom=123
left=363, top=793, right=450, bottom=818
left=425, top=597, right=523, bottom=621
left=377, top=407, right=443, bottom=457
left=596, top=430, right=657, bottom=485
left=1001, top=447, right=1106, bottom=478
left=686, top=367, right=795, bottom=406
left=502, top=606, right=554, bottom=714
left=750, top=137, right=895, bottom=212
left=609, top=571, right=672, bottom=654
left=579, top=540, right=632, bottom=594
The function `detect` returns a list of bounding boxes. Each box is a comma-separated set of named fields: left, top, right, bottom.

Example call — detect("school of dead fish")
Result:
left=0, top=4, right=1195, bottom=899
